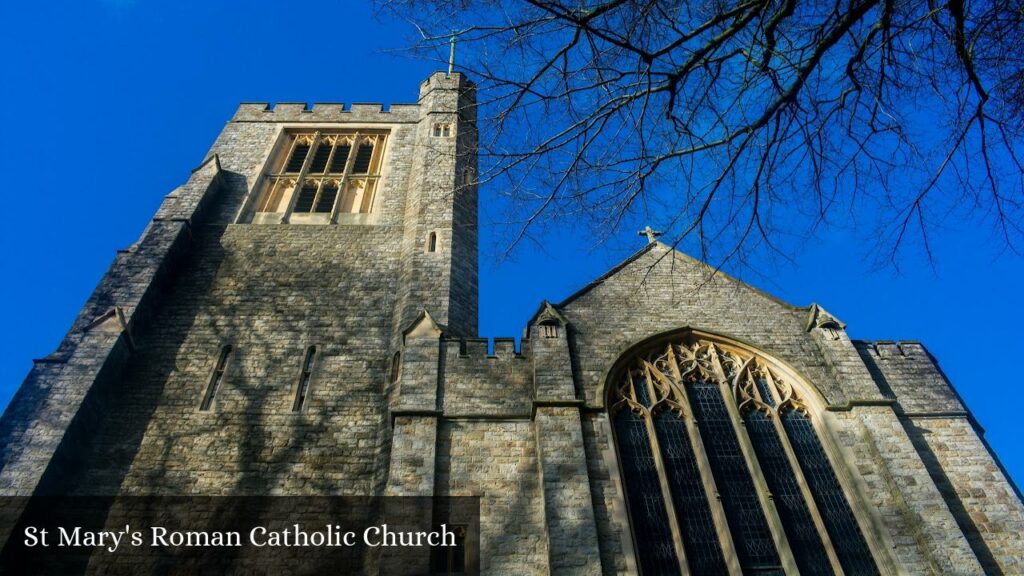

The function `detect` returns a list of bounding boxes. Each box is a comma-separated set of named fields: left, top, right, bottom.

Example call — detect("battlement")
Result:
left=853, top=340, right=964, bottom=414
left=853, top=340, right=929, bottom=359
left=418, top=71, right=475, bottom=97
left=231, top=101, right=421, bottom=123
left=440, top=336, right=532, bottom=417
left=443, top=337, right=527, bottom=360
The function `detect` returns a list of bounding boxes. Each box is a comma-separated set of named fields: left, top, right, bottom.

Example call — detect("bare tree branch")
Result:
left=382, top=0, right=1024, bottom=269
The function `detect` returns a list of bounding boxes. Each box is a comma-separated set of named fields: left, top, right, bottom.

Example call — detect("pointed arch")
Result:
left=606, top=329, right=884, bottom=575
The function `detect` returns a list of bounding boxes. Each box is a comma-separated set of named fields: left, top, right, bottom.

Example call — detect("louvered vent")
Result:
left=285, top=143, right=310, bottom=172
left=309, top=143, right=332, bottom=173
left=315, top=185, right=338, bottom=213
left=329, top=145, right=351, bottom=173
left=294, top=185, right=318, bottom=213
left=352, top=144, right=374, bottom=173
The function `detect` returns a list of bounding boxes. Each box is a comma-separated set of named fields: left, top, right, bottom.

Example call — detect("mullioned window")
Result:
left=610, top=336, right=879, bottom=575
left=252, top=130, right=387, bottom=224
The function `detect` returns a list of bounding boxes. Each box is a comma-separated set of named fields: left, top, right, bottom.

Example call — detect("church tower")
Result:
left=0, top=71, right=479, bottom=498
left=395, top=72, right=479, bottom=338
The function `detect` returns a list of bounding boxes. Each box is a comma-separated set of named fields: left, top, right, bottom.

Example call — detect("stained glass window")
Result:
left=689, top=381, right=780, bottom=571
left=653, top=410, right=727, bottom=573
left=783, top=410, right=878, bottom=575
left=746, top=410, right=831, bottom=573
left=609, top=337, right=879, bottom=575
left=614, top=409, right=680, bottom=575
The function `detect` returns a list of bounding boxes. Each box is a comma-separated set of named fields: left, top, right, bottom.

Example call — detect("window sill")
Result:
left=249, top=212, right=376, bottom=226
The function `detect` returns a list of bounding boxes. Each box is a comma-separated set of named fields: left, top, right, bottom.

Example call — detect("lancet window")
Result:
left=293, top=346, right=316, bottom=412
left=609, top=337, right=878, bottom=575
left=199, top=345, right=232, bottom=412
left=252, top=130, right=387, bottom=224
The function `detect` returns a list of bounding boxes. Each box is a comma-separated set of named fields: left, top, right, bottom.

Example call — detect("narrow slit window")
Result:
left=427, top=232, right=437, bottom=252
left=200, top=345, right=232, bottom=411
left=390, top=352, right=402, bottom=384
left=285, top=143, right=310, bottom=173
left=293, top=346, right=316, bottom=412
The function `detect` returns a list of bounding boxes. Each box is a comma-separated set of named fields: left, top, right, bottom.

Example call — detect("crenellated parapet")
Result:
left=853, top=340, right=967, bottom=415
left=440, top=337, right=532, bottom=418
left=442, top=336, right=527, bottom=360
left=856, top=340, right=927, bottom=358
left=231, top=102, right=422, bottom=123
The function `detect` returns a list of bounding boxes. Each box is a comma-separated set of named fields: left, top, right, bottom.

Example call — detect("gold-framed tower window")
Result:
left=251, top=130, right=388, bottom=225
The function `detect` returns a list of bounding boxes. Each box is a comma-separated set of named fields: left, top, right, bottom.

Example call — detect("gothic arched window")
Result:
left=609, top=336, right=879, bottom=575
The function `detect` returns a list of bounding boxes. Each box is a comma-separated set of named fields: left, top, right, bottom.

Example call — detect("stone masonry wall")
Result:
left=535, top=407, right=602, bottom=575
left=441, top=338, right=532, bottom=417
left=905, top=416, right=1024, bottom=574
left=857, top=340, right=1024, bottom=574
left=855, top=341, right=965, bottom=414
left=581, top=412, right=630, bottom=575
left=435, top=420, right=549, bottom=576
left=0, top=162, right=218, bottom=498
left=559, top=244, right=846, bottom=408
left=63, top=223, right=402, bottom=496
left=394, top=73, right=478, bottom=339
left=831, top=408, right=984, bottom=573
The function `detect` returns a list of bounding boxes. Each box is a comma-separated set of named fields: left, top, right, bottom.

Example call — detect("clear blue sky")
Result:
left=1, top=1, right=1021, bottom=491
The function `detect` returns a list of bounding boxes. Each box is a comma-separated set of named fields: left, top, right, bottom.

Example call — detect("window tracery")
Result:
left=610, top=337, right=878, bottom=575
left=252, top=131, right=387, bottom=224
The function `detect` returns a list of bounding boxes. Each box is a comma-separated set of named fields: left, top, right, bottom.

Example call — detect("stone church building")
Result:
left=0, top=71, right=1022, bottom=575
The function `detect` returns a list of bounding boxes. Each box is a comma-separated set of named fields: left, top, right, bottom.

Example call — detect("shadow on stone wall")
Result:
left=902, top=420, right=1002, bottom=575
left=5, top=165, right=407, bottom=573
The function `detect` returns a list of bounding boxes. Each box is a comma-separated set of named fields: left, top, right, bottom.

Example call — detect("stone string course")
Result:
left=0, top=71, right=1021, bottom=574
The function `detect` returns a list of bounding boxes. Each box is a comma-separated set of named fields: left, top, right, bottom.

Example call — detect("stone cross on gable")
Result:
left=638, top=226, right=663, bottom=244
